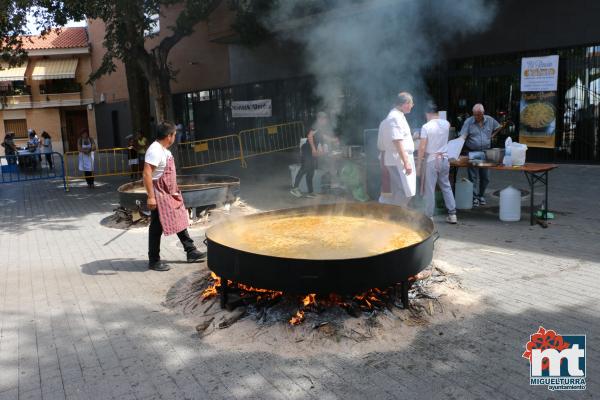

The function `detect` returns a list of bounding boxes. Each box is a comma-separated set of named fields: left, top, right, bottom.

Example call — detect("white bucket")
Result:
left=499, top=185, right=521, bottom=222
left=455, top=178, right=473, bottom=210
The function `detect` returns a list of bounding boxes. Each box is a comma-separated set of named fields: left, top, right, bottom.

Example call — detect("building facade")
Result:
left=90, top=0, right=600, bottom=163
left=0, top=27, right=97, bottom=155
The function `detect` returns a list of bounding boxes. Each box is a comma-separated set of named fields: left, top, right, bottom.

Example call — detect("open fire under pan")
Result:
left=117, top=174, right=240, bottom=211
left=205, top=203, right=437, bottom=307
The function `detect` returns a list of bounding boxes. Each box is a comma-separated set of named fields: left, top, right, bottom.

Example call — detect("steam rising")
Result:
left=266, top=0, right=497, bottom=128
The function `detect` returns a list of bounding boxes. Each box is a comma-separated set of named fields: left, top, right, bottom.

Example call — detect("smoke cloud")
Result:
left=265, top=0, right=497, bottom=133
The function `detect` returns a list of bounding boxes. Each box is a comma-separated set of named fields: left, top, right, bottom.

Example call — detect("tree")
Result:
left=84, top=0, right=222, bottom=122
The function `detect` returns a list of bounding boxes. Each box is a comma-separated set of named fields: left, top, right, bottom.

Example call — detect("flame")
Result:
left=302, top=294, right=317, bottom=307
left=326, top=293, right=349, bottom=308
left=201, top=273, right=283, bottom=302
left=289, top=310, right=305, bottom=325
left=202, top=274, right=404, bottom=326
left=237, top=283, right=283, bottom=300
left=201, top=272, right=222, bottom=300
left=352, top=287, right=391, bottom=310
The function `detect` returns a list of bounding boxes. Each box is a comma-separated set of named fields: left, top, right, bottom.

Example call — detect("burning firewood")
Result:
left=289, top=310, right=305, bottom=325
left=189, top=265, right=456, bottom=329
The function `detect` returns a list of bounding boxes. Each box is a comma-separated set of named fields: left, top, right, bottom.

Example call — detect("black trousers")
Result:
left=293, top=153, right=316, bottom=193
left=148, top=209, right=196, bottom=262
left=45, top=153, right=54, bottom=169
left=84, top=171, right=94, bottom=185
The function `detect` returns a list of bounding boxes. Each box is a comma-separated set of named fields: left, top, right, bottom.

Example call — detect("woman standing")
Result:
left=135, top=131, right=148, bottom=170
left=290, top=112, right=337, bottom=198
left=77, top=129, right=97, bottom=188
left=41, top=131, right=53, bottom=169
left=127, top=137, right=139, bottom=179
left=1, top=132, right=17, bottom=164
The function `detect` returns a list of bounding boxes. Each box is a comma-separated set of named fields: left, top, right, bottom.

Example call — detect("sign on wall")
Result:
left=519, top=55, right=559, bottom=148
left=520, top=55, right=559, bottom=92
left=231, top=99, right=272, bottom=118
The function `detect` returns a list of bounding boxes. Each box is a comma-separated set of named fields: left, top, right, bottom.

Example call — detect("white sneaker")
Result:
left=478, top=196, right=487, bottom=206
left=446, top=214, right=458, bottom=224
left=304, top=193, right=317, bottom=198
left=290, top=188, right=302, bottom=198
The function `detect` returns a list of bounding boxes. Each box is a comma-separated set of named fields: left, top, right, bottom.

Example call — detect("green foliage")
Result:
left=0, top=0, right=34, bottom=65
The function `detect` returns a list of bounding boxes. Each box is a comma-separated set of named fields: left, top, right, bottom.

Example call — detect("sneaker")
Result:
left=478, top=196, right=487, bottom=206
left=304, top=192, right=317, bottom=198
left=446, top=214, right=458, bottom=224
left=148, top=261, right=170, bottom=271
left=290, top=188, right=302, bottom=198
left=186, top=249, right=206, bottom=263
left=473, top=198, right=480, bottom=207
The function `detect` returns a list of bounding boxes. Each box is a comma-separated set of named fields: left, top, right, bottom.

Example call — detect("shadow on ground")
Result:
left=2, top=291, right=596, bottom=399
left=0, top=176, right=131, bottom=235
left=80, top=258, right=193, bottom=275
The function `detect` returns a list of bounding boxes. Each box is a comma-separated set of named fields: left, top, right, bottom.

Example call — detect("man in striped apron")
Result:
left=143, top=122, right=205, bottom=271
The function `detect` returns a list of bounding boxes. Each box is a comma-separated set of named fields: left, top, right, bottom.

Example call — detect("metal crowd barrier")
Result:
left=0, top=152, right=66, bottom=190
left=63, top=147, right=133, bottom=191
left=176, top=134, right=247, bottom=169
left=58, top=122, right=306, bottom=190
left=238, top=121, right=305, bottom=160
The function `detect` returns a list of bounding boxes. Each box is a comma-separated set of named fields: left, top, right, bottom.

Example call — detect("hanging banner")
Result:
left=231, top=99, right=272, bottom=118
left=521, top=55, right=559, bottom=92
left=519, top=92, right=557, bottom=148
left=519, top=55, right=559, bottom=148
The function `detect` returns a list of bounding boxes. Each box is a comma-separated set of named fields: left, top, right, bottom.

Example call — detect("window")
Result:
left=198, top=91, right=210, bottom=101
left=0, top=81, right=29, bottom=96
left=39, top=79, right=81, bottom=95
left=4, top=119, right=28, bottom=138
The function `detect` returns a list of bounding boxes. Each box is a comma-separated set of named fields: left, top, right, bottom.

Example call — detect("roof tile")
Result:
left=21, top=27, right=88, bottom=50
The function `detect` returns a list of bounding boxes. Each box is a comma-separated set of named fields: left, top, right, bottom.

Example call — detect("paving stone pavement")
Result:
left=0, top=153, right=598, bottom=400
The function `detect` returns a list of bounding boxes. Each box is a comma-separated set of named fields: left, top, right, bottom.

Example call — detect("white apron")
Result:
left=393, top=126, right=416, bottom=198
left=78, top=142, right=94, bottom=172
left=395, top=152, right=416, bottom=197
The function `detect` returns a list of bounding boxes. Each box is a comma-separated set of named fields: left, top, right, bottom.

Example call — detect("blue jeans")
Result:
left=468, top=167, right=489, bottom=198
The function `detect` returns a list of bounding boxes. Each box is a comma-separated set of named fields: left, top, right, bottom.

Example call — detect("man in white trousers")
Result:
left=417, top=103, right=458, bottom=224
left=378, top=92, right=416, bottom=206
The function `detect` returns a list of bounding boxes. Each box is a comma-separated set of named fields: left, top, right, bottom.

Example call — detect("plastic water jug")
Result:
left=455, top=178, right=473, bottom=210
left=504, top=137, right=512, bottom=156
left=511, top=143, right=527, bottom=166
left=499, top=185, right=521, bottom=222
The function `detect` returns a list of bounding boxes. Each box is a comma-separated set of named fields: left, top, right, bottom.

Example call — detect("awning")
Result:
left=31, top=58, right=78, bottom=80
left=0, top=61, right=28, bottom=82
